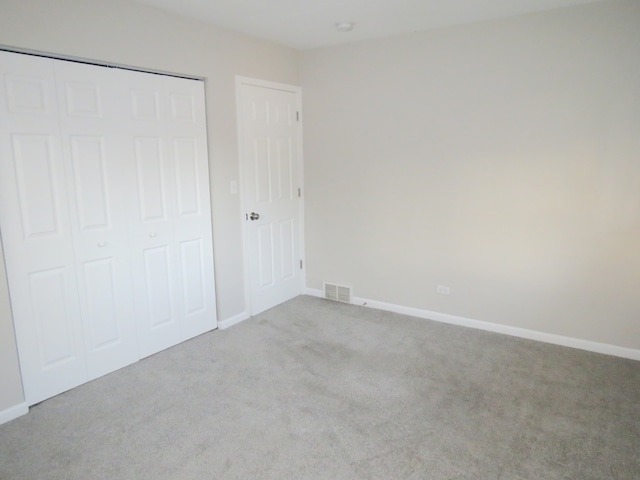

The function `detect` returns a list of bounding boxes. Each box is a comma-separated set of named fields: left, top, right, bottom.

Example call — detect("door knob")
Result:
left=250, top=212, right=260, bottom=221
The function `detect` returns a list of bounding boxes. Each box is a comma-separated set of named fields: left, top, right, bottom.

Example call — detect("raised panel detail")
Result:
left=5, top=75, right=48, bottom=114
left=174, top=138, right=199, bottom=216
left=70, top=136, right=110, bottom=230
left=257, top=224, right=274, bottom=288
left=131, top=89, right=160, bottom=120
left=135, top=137, right=166, bottom=221
left=143, top=246, right=173, bottom=328
left=253, top=137, right=271, bottom=204
left=65, top=82, right=102, bottom=117
left=170, top=93, right=195, bottom=122
left=83, top=259, right=120, bottom=350
left=251, top=100, right=268, bottom=123
left=280, top=219, right=294, bottom=280
left=180, top=239, right=205, bottom=316
left=276, top=138, right=293, bottom=200
left=29, top=268, right=76, bottom=369
left=275, top=103, right=292, bottom=125
left=12, top=134, right=60, bottom=238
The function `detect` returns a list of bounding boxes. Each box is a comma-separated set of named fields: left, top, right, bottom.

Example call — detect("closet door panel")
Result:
left=165, top=76, right=217, bottom=340
left=127, top=78, right=181, bottom=357
left=0, top=52, right=88, bottom=404
left=54, top=60, right=138, bottom=378
left=122, top=69, right=216, bottom=356
left=2, top=52, right=217, bottom=404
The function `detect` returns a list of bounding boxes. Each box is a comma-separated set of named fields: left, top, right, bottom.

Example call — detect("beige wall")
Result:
left=302, top=1, right=640, bottom=350
left=0, top=243, right=24, bottom=409
left=0, top=0, right=299, bottom=413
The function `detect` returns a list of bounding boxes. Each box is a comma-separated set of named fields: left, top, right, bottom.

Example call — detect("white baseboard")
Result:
left=304, top=288, right=640, bottom=361
left=218, top=311, right=250, bottom=330
left=0, top=402, right=28, bottom=426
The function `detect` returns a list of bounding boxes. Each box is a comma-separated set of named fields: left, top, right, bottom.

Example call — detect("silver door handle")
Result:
left=250, top=212, right=260, bottom=221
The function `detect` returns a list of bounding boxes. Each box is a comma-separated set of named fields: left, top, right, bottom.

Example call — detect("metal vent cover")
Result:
left=323, top=282, right=352, bottom=303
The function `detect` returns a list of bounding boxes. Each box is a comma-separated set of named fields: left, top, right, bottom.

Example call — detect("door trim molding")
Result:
left=218, top=311, right=251, bottom=330
left=235, top=76, right=305, bottom=318
left=0, top=402, right=28, bottom=426
left=305, top=289, right=640, bottom=361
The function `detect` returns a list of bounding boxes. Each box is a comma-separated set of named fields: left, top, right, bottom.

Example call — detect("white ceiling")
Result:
left=130, top=0, right=606, bottom=50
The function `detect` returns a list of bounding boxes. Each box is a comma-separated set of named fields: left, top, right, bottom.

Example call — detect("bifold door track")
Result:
left=0, top=47, right=201, bottom=81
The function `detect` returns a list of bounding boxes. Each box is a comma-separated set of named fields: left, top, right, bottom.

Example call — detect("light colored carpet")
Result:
left=1, top=295, right=639, bottom=479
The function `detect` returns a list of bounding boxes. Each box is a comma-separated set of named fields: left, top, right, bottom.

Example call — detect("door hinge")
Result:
left=296, top=111, right=299, bottom=122
left=298, top=187, right=301, bottom=198
left=300, top=260, right=303, bottom=269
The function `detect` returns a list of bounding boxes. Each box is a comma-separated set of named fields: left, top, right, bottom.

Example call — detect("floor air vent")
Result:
left=324, top=282, right=352, bottom=303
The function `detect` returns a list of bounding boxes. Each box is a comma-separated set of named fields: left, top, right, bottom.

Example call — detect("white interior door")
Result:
left=238, top=79, right=303, bottom=315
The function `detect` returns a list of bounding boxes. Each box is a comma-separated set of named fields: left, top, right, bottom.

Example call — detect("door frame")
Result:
left=235, top=76, right=305, bottom=317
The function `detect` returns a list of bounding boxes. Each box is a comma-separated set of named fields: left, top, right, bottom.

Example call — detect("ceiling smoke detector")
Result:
left=335, top=22, right=354, bottom=32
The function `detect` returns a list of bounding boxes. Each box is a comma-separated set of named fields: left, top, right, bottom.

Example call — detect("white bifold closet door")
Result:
left=0, top=51, right=217, bottom=405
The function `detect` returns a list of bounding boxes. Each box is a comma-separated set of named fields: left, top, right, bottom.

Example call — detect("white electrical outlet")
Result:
left=436, top=285, right=451, bottom=295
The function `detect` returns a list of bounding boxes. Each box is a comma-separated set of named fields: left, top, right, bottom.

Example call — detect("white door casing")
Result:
left=237, top=78, right=304, bottom=315
left=0, top=51, right=217, bottom=405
